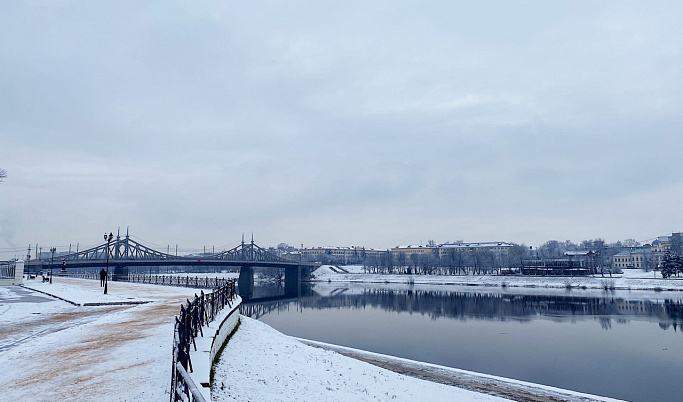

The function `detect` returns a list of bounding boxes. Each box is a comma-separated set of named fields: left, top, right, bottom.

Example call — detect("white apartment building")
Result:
left=391, top=242, right=514, bottom=260
left=300, top=246, right=387, bottom=263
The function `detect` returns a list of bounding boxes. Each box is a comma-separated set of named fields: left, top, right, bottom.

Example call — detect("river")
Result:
left=239, top=282, right=683, bottom=402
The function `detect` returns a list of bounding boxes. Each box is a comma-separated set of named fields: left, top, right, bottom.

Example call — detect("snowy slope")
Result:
left=212, top=316, right=510, bottom=402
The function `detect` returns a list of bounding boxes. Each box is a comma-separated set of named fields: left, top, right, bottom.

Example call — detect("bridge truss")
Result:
left=28, top=230, right=300, bottom=268
left=208, top=240, right=290, bottom=263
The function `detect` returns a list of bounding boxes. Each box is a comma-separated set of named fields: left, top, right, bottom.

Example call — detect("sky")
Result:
left=1, top=1, right=682, bottom=259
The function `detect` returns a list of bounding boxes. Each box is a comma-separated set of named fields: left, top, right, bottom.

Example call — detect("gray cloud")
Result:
left=2, top=1, right=683, bottom=258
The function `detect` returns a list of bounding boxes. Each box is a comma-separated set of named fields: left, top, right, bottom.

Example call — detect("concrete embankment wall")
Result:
left=210, top=300, right=241, bottom=364
left=188, top=296, right=242, bottom=401
left=14, top=261, right=24, bottom=285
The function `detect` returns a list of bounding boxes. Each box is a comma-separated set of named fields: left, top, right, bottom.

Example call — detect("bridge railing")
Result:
left=126, top=274, right=232, bottom=289
left=61, top=272, right=233, bottom=289
left=171, top=279, right=236, bottom=402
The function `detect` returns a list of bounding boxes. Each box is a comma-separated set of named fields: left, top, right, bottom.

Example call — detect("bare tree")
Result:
left=537, top=240, right=564, bottom=258
left=642, top=253, right=657, bottom=272
left=507, top=244, right=530, bottom=271
left=622, top=239, right=640, bottom=247
left=384, top=251, right=394, bottom=274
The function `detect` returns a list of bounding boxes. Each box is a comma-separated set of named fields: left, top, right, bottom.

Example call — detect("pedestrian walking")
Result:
left=100, top=268, right=106, bottom=287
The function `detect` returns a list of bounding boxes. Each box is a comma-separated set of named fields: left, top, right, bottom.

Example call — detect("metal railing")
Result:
left=170, top=279, right=236, bottom=402
left=62, top=272, right=233, bottom=289
left=126, top=274, right=232, bottom=289
left=0, top=260, right=16, bottom=279
left=53, top=271, right=237, bottom=400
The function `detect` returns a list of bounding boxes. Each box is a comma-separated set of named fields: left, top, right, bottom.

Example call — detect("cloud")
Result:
left=1, top=1, right=683, bottom=258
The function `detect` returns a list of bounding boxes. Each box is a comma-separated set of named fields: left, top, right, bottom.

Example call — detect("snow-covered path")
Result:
left=0, top=278, right=206, bottom=401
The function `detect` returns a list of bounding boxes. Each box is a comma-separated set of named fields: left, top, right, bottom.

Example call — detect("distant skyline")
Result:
left=2, top=1, right=682, bottom=260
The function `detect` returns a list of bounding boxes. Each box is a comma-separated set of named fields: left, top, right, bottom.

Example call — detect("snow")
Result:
left=211, top=316, right=510, bottom=402
left=3, top=278, right=512, bottom=402
left=311, top=266, right=683, bottom=292
left=2, top=276, right=629, bottom=402
left=295, top=339, right=624, bottom=402
left=0, top=277, right=210, bottom=401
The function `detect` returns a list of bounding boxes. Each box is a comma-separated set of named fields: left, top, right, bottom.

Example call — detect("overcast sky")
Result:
left=1, top=1, right=682, bottom=259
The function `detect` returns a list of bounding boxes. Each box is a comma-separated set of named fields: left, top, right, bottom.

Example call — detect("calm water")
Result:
left=240, top=282, right=683, bottom=402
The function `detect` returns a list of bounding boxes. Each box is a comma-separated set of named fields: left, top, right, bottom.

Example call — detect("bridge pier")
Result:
left=113, top=266, right=129, bottom=281
left=284, top=266, right=300, bottom=298
left=238, top=266, right=254, bottom=298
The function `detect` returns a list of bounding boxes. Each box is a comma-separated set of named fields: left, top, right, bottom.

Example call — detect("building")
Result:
left=390, top=245, right=435, bottom=261
left=611, top=233, right=682, bottom=270
left=300, top=246, right=387, bottom=264
left=612, top=247, right=654, bottom=270
left=436, top=242, right=514, bottom=259
left=522, top=250, right=596, bottom=276
left=651, top=236, right=671, bottom=253
left=390, top=242, right=514, bottom=261
left=522, top=258, right=593, bottom=276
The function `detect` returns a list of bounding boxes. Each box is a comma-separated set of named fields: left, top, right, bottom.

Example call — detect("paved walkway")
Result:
left=0, top=278, right=204, bottom=401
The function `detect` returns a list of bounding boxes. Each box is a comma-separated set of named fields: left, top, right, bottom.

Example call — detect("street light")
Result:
left=104, top=232, right=113, bottom=295
left=50, top=247, right=56, bottom=284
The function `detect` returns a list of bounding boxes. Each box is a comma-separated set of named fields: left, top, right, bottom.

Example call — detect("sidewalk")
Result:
left=0, top=278, right=207, bottom=401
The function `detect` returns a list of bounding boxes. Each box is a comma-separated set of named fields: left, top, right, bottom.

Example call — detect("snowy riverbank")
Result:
left=2, top=277, right=626, bottom=401
left=212, top=316, right=510, bottom=402
left=310, top=265, right=683, bottom=292
left=212, top=316, right=622, bottom=402
left=2, top=278, right=510, bottom=401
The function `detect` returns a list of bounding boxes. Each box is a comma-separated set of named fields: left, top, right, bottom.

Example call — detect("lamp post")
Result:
left=104, top=232, right=113, bottom=295
left=50, top=247, right=56, bottom=284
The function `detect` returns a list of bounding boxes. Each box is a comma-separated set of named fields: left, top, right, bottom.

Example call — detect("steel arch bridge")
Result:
left=25, top=231, right=317, bottom=297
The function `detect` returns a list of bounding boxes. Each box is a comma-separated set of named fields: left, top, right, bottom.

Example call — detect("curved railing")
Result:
left=56, top=271, right=238, bottom=400
left=170, top=280, right=236, bottom=402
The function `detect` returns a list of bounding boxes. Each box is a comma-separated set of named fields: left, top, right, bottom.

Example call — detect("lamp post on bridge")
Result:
left=104, top=232, right=113, bottom=295
left=49, top=247, right=56, bottom=284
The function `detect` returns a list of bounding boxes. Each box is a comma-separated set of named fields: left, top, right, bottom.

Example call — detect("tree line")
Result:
left=359, top=238, right=674, bottom=276
left=275, top=236, right=683, bottom=278
left=362, top=244, right=530, bottom=275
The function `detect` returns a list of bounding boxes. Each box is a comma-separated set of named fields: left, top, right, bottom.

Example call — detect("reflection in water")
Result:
left=242, top=285, right=683, bottom=330
left=599, top=317, right=612, bottom=330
